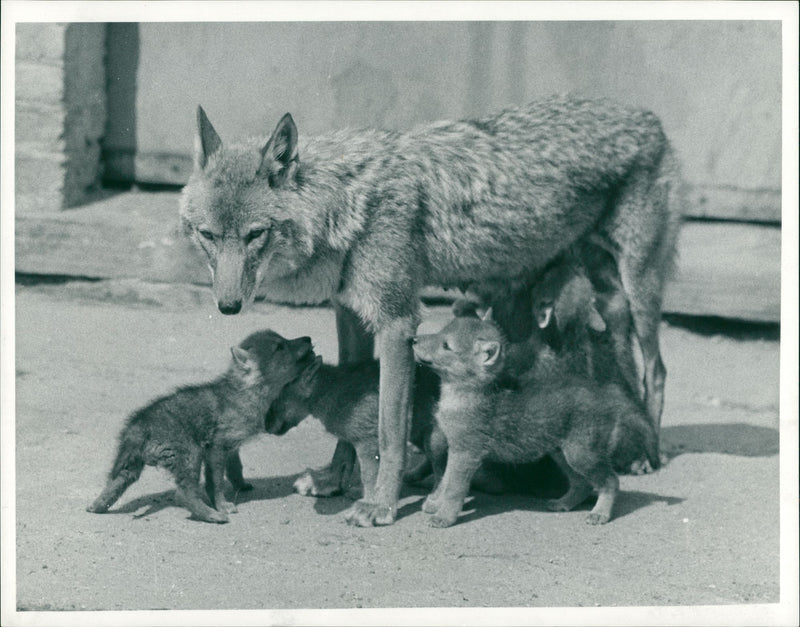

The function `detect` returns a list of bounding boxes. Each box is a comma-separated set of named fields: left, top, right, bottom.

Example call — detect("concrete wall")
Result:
left=104, top=21, right=781, bottom=202
left=15, top=23, right=106, bottom=212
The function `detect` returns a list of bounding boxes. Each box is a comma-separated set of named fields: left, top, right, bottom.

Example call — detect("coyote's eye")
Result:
left=442, top=340, right=451, bottom=351
left=245, top=228, right=267, bottom=245
left=198, top=229, right=215, bottom=241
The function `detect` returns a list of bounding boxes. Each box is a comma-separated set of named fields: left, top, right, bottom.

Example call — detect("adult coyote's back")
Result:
left=180, top=96, right=682, bottom=526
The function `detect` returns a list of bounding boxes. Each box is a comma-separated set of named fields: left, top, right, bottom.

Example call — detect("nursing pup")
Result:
left=412, top=313, right=659, bottom=527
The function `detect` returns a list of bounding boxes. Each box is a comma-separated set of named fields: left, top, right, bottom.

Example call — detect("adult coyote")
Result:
left=179, top=96, right=681, bottom=526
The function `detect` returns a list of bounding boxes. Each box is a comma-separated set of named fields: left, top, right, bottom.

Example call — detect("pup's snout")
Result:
left=293, top=336, right=314, bottom=357
left=409, top=336, right=419, bottom=345
left=218, top=300, right=242, bottom=315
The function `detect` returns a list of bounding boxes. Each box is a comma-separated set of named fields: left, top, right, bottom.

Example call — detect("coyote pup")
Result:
left=180, top=96, right=681, bottom=525
left=412, top=313, right=660, bottom=527
left=87, top=331, right=314, bottom=523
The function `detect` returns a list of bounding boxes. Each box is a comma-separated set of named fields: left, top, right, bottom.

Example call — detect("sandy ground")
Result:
left=6, top=278, right=793, bottom=621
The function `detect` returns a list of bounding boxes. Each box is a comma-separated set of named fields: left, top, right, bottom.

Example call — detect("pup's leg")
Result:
left=425, top=447, right=483, bottom=528
left=205, top=446, right=237, bottom=515
left=347, top=314, right=417, bottom=527
left=174, top=449, right=228, bottom=523
left=296, top=303, right=374, bottom=498
left=561, top=444, right=619, bottom=525
left=87, top=439, right=145, bottom=513
left=545, top=450, right=593, bottom=512
left=87, top=460, right=144, bottom=513
left=225, top=451, right=253, bottom=492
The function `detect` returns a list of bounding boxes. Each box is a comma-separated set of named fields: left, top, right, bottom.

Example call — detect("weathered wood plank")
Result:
left=684, top=185, right=781, bottom=223
left=15, top=192, right=781, bottom=322
left=107, top=150, right=783, bottom=225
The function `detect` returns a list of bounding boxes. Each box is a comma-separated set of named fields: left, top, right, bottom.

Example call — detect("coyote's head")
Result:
left=179, top=107, right=315, bottom=315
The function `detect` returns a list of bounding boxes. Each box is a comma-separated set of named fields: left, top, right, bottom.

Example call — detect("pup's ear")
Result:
left=588, top=301, right=607, bottom=332
left=536, top=303, right=554, bottom=329
left=298, top=355, right=323, bottom=395
left=230, top=346, right=254, bottom=372
left=476, top=340, right=501, bottom=366
left=452, top=299, right=479, bottom=318
left=195, top=106, right=222, bottom=170
left=479, top=306, right=494, bottom=322
left=258, top=113, right=299, bottom=187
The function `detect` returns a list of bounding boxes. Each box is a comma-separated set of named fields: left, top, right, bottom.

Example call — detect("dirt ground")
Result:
left=6, top=278, right=795, bottom=623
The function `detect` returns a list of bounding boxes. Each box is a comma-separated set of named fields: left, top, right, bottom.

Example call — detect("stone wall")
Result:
left=15, top=23, right=106, bottom=212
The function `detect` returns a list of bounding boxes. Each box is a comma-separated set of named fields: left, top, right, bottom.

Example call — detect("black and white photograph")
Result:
left=1, top=2, right=798, bottom=625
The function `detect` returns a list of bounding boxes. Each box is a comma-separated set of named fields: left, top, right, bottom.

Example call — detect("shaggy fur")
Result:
left=87, top=331, right=314, bottom=523
left=412, top=314, right=659, bottom=528
left=179, top=96, right=681, bottom=526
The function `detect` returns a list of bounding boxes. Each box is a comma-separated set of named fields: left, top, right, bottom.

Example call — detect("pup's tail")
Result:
left=87, top=423, right=146, bottom=513
left=609, top=386, right=661, bottom=471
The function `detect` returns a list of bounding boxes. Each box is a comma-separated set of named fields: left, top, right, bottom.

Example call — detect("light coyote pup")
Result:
left=412, top=312, right=660, bottom=527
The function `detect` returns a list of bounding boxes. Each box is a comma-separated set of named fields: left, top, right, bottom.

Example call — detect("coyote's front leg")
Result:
left=346, top=315, right=417, bottom=527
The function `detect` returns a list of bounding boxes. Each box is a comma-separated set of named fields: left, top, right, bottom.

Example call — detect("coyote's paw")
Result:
left=428, top=504, right=460, bottom=528
left=233, top=481, right=254, bottom=492
left=293, top=468, right=343, bottom=497
left=344, top=501, right=397, bottom=527
left=421, top=495, right=441, bottom=514
left=585, top=511, right=610, bottom=525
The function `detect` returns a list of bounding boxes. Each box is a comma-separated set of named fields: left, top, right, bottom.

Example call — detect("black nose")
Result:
left=409, top=336, right=418, bottom=345
left=218, top=301, right=242, bottom=315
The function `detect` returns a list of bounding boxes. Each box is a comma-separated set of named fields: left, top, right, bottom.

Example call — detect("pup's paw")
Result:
left=344, top=501, right=397, bottom=527
left=293, top=468, right=343, bottom=497
left=203, top=510, right=230, bottom=524
left=217, top=499, right=238, bottom=515
left=546, top=498, right=574, bottom=513
left=627, top=459, right=654, bottom=475
left=585, top=511, right=610, bottom=525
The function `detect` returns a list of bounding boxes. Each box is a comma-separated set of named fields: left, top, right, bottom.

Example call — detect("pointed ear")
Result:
left=230, top=346, right=254, bottom=371
left=588, top=301, right=607, bottom=332
left=298, top=355, right=322, bottom=395
left=476, top=340, right=501, bottom=366
left=479, top=306, right=494, bottom=322
left=258, top=113, right=299, bottom=187
left=195, top=106, right=222, bottom=169
left=452, top=299, right=479, bottom=318
left=537, top=304, right=554, bottom=329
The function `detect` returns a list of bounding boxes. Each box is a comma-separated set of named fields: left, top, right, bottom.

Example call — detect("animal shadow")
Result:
left=661, top=422, right=779, bottom=459
left=102, top=473, right=303, bottom=519
left=456, top=489, right=683, bottom=526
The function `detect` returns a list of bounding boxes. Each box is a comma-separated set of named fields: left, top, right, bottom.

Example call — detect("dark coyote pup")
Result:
left=411, top=312, right=660, bottom=527
left=87, top=331, right=314, bottom=523
left=265, top=356, right=447, bottom=504
left=180, top=96, right=682, bottom=525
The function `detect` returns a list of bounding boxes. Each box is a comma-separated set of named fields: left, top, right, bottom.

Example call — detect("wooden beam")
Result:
left=15, top=192, right=781, bottom=322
